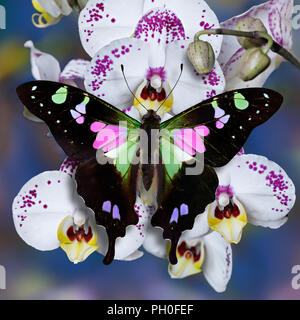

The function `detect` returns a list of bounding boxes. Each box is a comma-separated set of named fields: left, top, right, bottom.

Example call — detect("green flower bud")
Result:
left=236, top=17, right=268, bottom=49
left=68, top=0, right=88, bottom=12
left=237, top=47, right=271, bottom=81
left=187, top=40, right=215, bottom=74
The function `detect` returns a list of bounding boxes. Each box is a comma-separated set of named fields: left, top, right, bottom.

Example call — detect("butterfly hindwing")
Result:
left=160, top=88, right=283, bottom=167
left=16, top=81, right=141, bottom=161
left=75, top=158, right=139, bottom=265
left=151, top=163, right=218, bottom=264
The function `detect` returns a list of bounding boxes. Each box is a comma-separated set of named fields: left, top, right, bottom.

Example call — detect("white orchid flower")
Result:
left=79, top=0, right=222, bottom=57
left=219, top=0, right=294, bottom=90
left=32, top=0, right=73, bottom=28
left=12, top=158, right=150, bottom=264
left=23, top=40, right=90, bottom=122
left=143, top=214, right=232, bottom=293
left=207, top=154, right=296, bottom=243
left=81, top=1, right=225, bottom=116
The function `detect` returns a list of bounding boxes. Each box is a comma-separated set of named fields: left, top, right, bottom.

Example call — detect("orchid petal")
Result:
left=12, top=171, right=86, bottom=251
left=84, top=38, right=150, bottom=109
left=219, top=0, right=294, bottom=90
left=25, top=40, right=61, bottom=81
left=164, top=40, right=225, bottom=114
left=97, top=197, right=150, bottom=260
left=143, top=0, right=222, bottom=56
left=122, top=106, right=141, bottom=122
left=60, top=59, right=90, bottom=82
left=216, top=154, right=296, bottom=229
left=79, top=0, right=146, bottom=57
left=60, top=157, right=80, bottom=178
left=181, top=211, right=211, bottom=241
left=143, top=226, right=168, bottom=259
left=123, top=250, right=144, bottom=261
left=23, top=107, right=44, bottom=123
left=133, top=7, right=185, bottom=45
left=202, top=232, right=232, bottom=293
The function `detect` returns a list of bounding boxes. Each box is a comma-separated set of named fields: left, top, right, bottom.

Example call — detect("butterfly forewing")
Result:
left=160, top=88, right=283, bottom=167
left=16, top=81, right=141, bottom=161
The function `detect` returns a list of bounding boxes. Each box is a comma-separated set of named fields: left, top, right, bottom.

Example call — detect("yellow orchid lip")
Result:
left=133, top=79, right=174, bottom=116
left=168, top=240, right=205, bottom=279
left=208, top=197, right=248, bottom=244
left=57, top=216, right=99, bottom=264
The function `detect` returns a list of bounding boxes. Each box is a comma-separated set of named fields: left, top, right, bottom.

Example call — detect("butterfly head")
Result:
left=141, top=109, right=161, bottom=124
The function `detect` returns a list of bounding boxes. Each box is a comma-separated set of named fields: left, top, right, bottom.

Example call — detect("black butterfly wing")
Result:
left=160, top=88, right=283, bottom=167
left=16, top=81, right=141, bottom=161
left=151, top=163, right=218, bottom=264
left=17, top=80, right=142, bottom=264
left=75, top=159, right=139, bottom=265
left=154, top=88, right=282, bottom=264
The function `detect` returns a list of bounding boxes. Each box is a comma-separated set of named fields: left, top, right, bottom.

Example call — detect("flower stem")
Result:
left=194, top=28, right=300, bottom=70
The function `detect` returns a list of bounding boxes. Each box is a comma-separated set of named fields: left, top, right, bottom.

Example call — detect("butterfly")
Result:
left=16, top=81, right=283, bottom=265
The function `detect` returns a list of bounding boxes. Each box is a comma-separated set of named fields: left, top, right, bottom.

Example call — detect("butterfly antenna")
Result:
left=156, top=63, right=184, bottom=114
left=120, top=64, right=148, bottom=112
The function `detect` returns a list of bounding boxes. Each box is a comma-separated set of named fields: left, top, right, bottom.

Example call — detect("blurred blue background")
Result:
left=0, top=0, right=299, bottom=300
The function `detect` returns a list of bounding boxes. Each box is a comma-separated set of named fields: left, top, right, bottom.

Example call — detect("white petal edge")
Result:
left=79, top=0, right=145, bottom=57
left=60, top=59, right=90, bottom=81
left=143, top=226, right=168, bottom=259
left=25, top=40, right=61, bottom=81
left=202, top=232, right=232, bottom=293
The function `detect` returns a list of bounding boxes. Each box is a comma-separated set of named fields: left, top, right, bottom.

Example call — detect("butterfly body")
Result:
left=16, top=81, right=283, bottom=264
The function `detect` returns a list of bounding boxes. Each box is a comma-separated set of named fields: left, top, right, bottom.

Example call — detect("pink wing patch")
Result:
left=172, top=126, right=210, bottom=155
left=90, top=121, right=127, bottom=152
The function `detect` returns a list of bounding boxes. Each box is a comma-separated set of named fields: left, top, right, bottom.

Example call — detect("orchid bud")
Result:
left=68, top=0, right=88, bottom=11
left=237, top=47, right=271, bottom=81
left=187, top=40, right=215, bottom=74
left=236, top=17, right=268, bottom=49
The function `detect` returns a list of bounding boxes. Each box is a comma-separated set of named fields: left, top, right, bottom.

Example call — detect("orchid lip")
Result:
left=67, top=225, right=93, bottom=243
left=214, top=202, right=241, bottom=220
left=57, top=215, right=99, bottom=264
left=177, top=241, right=202, bottom=263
